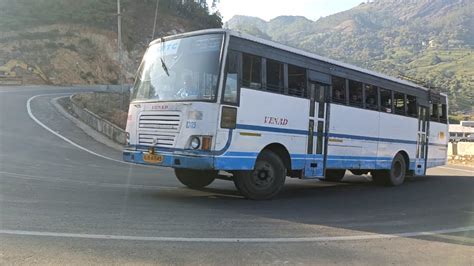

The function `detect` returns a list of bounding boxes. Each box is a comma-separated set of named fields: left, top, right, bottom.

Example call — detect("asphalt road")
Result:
left=1, top=86, right=473, bottom=265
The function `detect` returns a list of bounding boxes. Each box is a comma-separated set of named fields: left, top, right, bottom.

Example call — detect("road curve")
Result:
left=1, top=86, right=473, bottom=264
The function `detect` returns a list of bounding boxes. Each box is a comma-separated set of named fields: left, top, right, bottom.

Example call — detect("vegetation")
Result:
left=0, top=0, right=222, bottom=50
left=228, top=0, right=474, bottom=114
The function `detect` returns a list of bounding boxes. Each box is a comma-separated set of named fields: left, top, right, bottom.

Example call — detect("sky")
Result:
left=209, top=0, right=365, bottom=22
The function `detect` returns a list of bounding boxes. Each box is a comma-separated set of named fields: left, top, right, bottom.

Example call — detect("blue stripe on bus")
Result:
left=235, top=124, right=420, bottom=145
left=236, top=124, right=309, bottom=135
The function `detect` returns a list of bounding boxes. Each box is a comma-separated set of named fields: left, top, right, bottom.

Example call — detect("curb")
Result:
left=51, top=96, right=124, bottom=152
left=69, top=93, right=127, bottom=145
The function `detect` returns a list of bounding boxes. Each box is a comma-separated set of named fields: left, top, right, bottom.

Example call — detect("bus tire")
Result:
left=372, top=153, right=406, bottom=186
left=323, top=169, right=346, bottom=182
left=233, top=150, right=286, bottom=200
left=174, top=169, right=217, bottom=189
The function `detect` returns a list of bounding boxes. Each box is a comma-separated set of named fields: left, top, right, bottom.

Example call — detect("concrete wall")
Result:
left=70, top=94, right=127, bottom=145
left=448, top=142, right=474, bottom=156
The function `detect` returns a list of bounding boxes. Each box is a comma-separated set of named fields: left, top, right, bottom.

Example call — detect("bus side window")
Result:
left=349, top=80, right=363, bottom=107
left=440, top=104, right=448, bottom=124
left=430, top=103, right=439, bottom=122
left=242, top=53, right=262, bottom=89
left=364, top=84, right=378, bottom=110
left=380, top=88, right=392, bottom=113
left=266, top=59, right=284, bottom=94
left=394, top=92, right=406, bottom=115
left=223, top=50, right=239, bottom=104
left=331, top=76, right=346, bottom=104
left=288, top=64, right=307, bottom=97
left=407, top=95, right=417, bottom=117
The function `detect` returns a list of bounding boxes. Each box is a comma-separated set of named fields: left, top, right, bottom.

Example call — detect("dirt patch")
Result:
left=70, top=92, right=130, bottom=129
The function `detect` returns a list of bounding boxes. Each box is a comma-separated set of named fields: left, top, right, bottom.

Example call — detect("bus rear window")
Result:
left=242, top=53, right=262, bottom=89
left=440, top=104, right=448, bottom=123
left=430, top=104, right=439, bottom=122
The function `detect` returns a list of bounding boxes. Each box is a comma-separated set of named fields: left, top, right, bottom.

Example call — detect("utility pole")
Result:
left=151, top=0, right=160, bottom=40
left=117, top=0, right=124, bottom=109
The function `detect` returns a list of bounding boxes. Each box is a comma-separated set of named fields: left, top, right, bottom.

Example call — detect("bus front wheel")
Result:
left=174, top=169, right=217, bottom=189
left=233, top=150, right=286, bottom=200
left=372, top=153, right=406, bottom=186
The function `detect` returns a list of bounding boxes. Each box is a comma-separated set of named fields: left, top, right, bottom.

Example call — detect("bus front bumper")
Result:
left=122, top=148, right=214, bottom=169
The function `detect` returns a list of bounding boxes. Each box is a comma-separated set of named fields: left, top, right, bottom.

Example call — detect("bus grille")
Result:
left=138, top=112, right=181, bottom=147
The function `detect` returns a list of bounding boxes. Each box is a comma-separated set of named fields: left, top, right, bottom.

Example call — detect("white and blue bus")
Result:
left=123, top=29, right=449, bottom=199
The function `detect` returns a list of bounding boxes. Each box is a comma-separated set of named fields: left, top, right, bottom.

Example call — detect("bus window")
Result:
left=266, top=59, right=284, bottom=94
left=380, top=88, right=392, bottom=113
left=364, top=84, right=378, bottom=110
left=430, top=104, right=439, bottom=122
left=288, top=64, right=307, bottom=97
left=349, top=80, right=363, bottom=107
left=407, top=95, right=417, bottom=117
left=223, top=50, right=239, bottom=104
left=440, top=104, right=448, bottom=123
left=394, top=92, right=406, bottom=115
left=331, top=76, right=346, bottom=104
left=242, top=53, right=262, bottom=89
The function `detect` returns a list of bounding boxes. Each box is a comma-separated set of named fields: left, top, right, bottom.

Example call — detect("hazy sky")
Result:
left=209, top=0, right=364, bottom=22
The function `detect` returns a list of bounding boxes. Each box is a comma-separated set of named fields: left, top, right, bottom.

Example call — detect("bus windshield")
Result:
left=132, top=34, right=223, bottom=102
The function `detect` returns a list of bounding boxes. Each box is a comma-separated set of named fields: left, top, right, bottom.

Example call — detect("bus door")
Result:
left=304, top=81, right=329, bottom=178
left=415, top=105, right=429, bottom=175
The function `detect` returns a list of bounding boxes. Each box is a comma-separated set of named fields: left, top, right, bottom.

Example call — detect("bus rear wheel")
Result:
left=372, top=153, right=406, bottom=186
left=174, top=169, right=217, bottom=189
left=233, top=150, right=286, bottom=200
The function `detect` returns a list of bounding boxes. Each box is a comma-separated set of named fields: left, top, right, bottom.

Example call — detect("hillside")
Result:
left=0, top=0, right=222, bottom=85
left=227, top=0, right=474, bottom=114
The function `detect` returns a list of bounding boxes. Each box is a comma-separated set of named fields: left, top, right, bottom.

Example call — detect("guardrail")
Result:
left=69, top=93, right=127, bottom=145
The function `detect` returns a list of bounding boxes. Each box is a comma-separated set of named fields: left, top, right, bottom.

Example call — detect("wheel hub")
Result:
left=253, top=163, right=274, bottom=188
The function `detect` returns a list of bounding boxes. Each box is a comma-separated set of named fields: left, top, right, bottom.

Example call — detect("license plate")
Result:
left=143, top=153, right=164, bottom=164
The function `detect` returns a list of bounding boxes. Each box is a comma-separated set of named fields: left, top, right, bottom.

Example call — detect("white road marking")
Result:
left=26, top=93, right=138, bottom=166
left=437, top=166, right=473, bottom=175
left=0, top=226, right=473, bottom=243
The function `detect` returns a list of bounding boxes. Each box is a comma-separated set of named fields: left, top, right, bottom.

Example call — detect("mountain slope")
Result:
left=227, top=0, right=474, bottom=113
left=0, top=0, right=222, bottom=85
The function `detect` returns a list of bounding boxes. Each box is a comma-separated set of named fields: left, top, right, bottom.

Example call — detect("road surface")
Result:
left=1, top=86, right=473, bottom=265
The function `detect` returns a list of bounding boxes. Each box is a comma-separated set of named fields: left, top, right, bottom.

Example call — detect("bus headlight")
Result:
left=190, top=137, right=201, bottom=150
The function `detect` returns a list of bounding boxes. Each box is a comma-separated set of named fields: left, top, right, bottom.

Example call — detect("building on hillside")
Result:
left=449, top=122, right=474, bottom=142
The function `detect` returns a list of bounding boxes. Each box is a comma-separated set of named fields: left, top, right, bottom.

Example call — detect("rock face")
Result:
left=0, top=0, right=222, bottom=85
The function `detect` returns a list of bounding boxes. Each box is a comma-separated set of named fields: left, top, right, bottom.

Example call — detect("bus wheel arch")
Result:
left=260, top=143, right=292, bottom=173
left=372, top=151, right=408, bottom=186
left=397, top=150, right=410, bottom=173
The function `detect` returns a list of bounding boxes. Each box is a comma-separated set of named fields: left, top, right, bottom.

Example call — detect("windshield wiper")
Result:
left=160, top=58, right=170, bottom=77
left=160, top=37, right=170, bottom=76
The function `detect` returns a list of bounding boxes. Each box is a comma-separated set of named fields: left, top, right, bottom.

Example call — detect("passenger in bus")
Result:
left=177, top=75, right=199, bottom=99
left=366, top=97, right=376, bottom=106
left=351, top=93, right=362, bottom=103
left=333, top=89, right=345, bottom=101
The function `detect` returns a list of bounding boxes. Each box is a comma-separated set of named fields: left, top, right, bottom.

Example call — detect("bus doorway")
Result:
left=305, top=81, right=329, bottom=178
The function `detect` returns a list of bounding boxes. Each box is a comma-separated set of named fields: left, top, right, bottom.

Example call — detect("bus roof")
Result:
left=150, top=28, right=434, bottom=94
